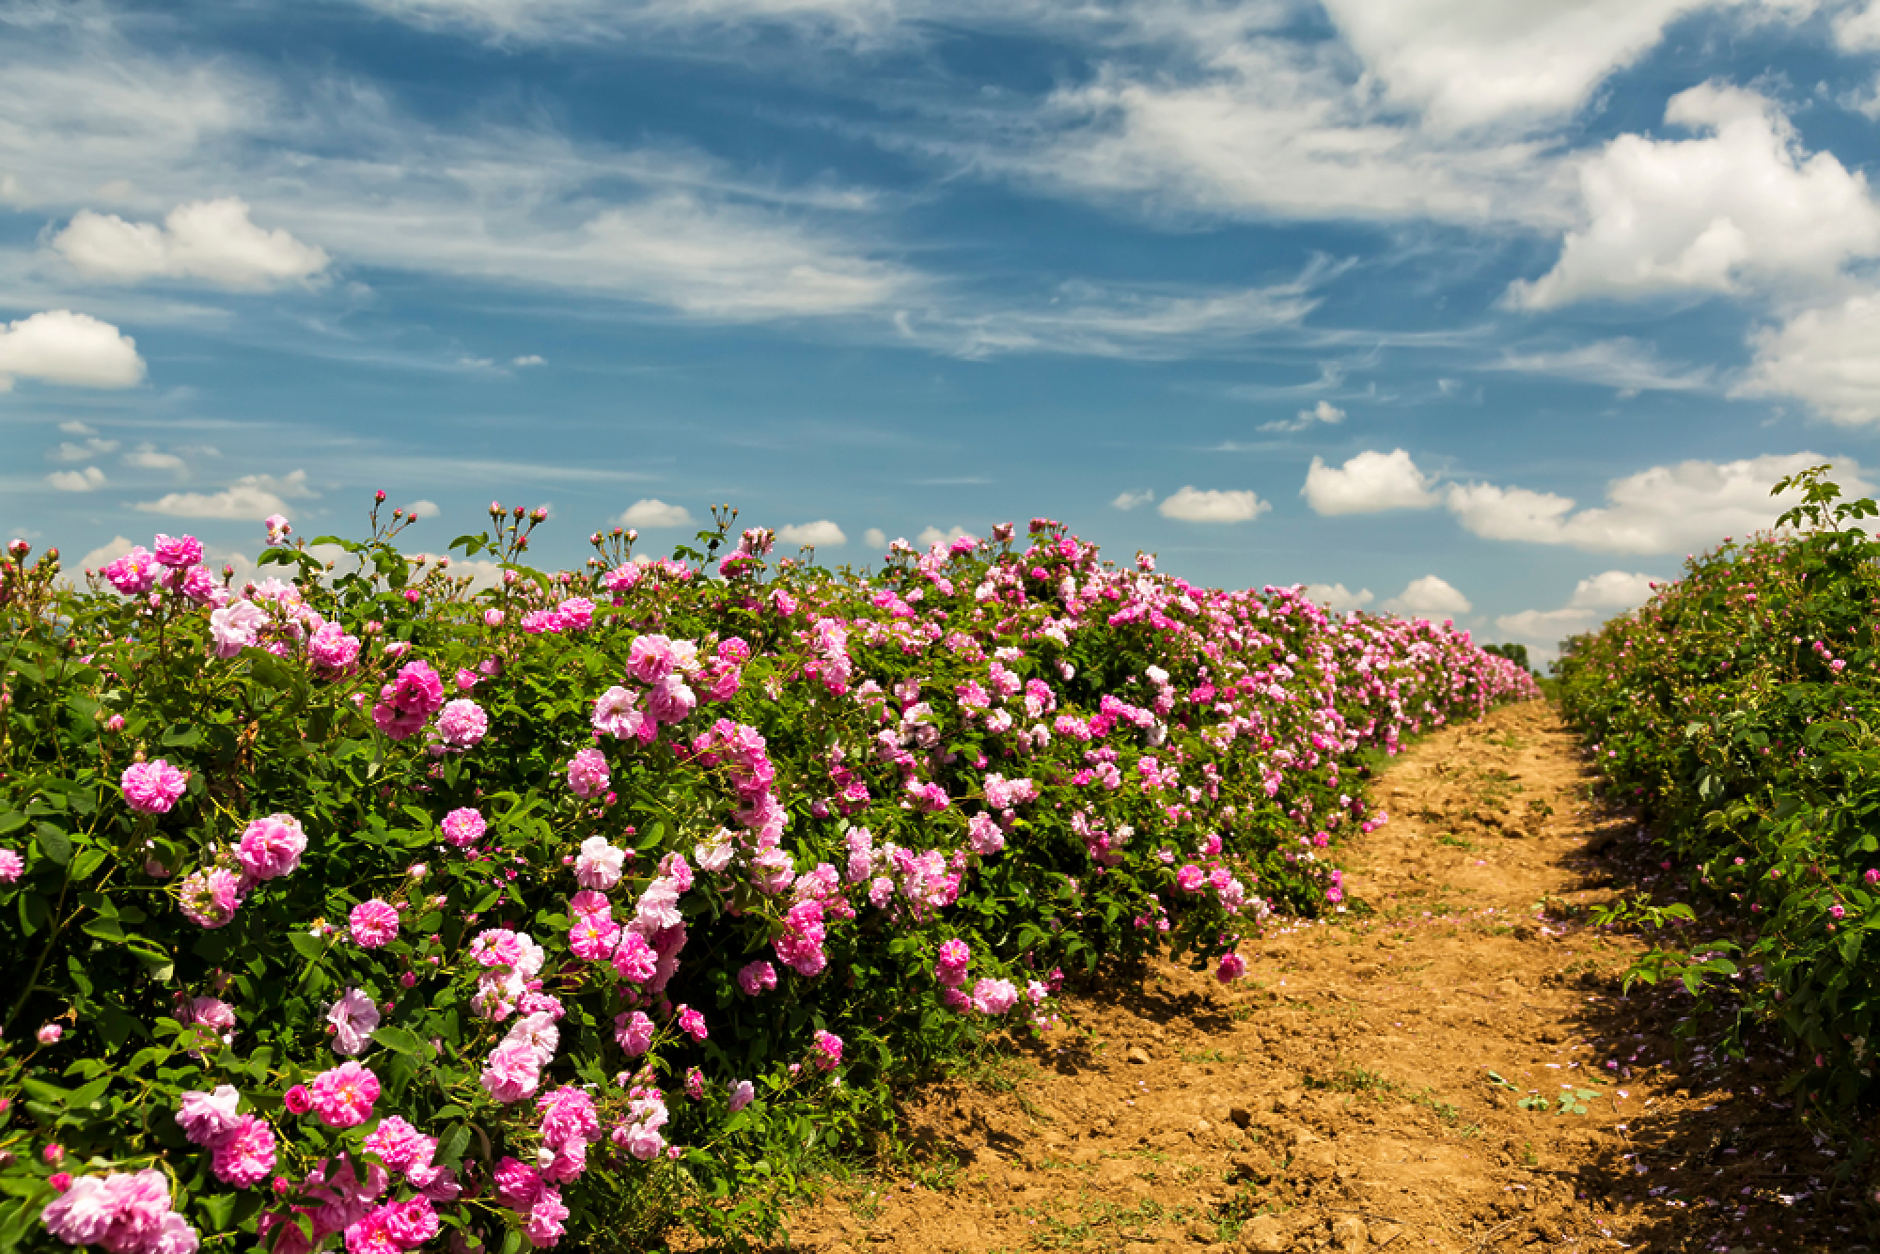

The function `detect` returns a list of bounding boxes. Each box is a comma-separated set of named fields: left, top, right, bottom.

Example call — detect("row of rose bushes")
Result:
left=0, top=499, right=1535, bottom=1253
left=1556, top=467, right=1880, bottom=1113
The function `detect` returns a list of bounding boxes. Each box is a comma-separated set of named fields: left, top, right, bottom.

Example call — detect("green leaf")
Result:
left=371, top=1026, right=429, bottom=1057
left=289, top=932, right=327, bottom=961
left=34, top=823, right=71, bottom=867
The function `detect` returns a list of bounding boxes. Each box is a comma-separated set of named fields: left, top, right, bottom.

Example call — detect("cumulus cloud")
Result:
left=47, top=466, right=106, bottom=492
left=1302, top=448, right=1440, bottom=515
left=1835, top=0, right=1880, bottom=50
left=1321, top=0, right=1725, bottom=131
left=618, top=498, right=695, bottom=528
left=49, top=436, right=119, bottom=462
left=1157, top=486, right=1270, bottom=523
left=1259, top=399, right=1346, bottom=434
left=916, top=525, right=974, bottom=548
left=122, top=443, right=189, bottom=476
left=1496, top=569, right=1662, bottom=657
left=1383, top=575, right=1472, bottom=617
left=52, top=198, right=331, bottom=290
left=133, top=470, right=315, bottom=520
left=402, top=499, right=440, bottom=520
left=76, top=535, right=135, bottom=572
left=0, top=310, right=145, bottom=390
left=777, top=519, right=846, bottom=547
left=1111, top=489, right=1154, bottom=510
left=512, top=354, right=545, bottom=366
left=1570, top=569, right=1659, bottom=609
left=1509, top=83, right=1880, bottom=308
left=1302, top=582, right=1374, bottom=612
left=1443, top=452, right=1866, bottom=553
left=1735, top=293, right=1880, bottom=425
left=863, top=527, right=889, bottom=550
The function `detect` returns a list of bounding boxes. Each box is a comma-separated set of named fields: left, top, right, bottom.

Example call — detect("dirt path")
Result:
left=780, top=702, right=1868, bottom=1254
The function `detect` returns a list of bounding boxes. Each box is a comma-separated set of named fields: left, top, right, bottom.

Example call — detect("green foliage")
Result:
left=1557, top=465, right=1880, bottom=1110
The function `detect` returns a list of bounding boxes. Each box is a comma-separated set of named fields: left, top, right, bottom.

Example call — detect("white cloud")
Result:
left=1444, top=452, right=1866, bottom=553
left=916, top=525, right=974, bottom=548
left=52, top=198, right=331, bottom=290
left=512, top=354, right=545, bottom=366
left=354, top=0, right=898, bottom=41
left=49, top=436, right=119, bottom=462
left=1735, top=293, right=1880, bottom=425
left=1320, top=0, right=1723, bottom=132
left=777, top=519, right=846, bottom=546
left=1488, top=338, right=1712, bottom=394
left=1302, top=582, right=1374, bottom=611
left=46, top=466, right=105, bottom=492
left=58, top=420, right=98, bottom=436
left=1508, top=83, right=1880, bottom=309
left=1834, top=0, right=1880, bottom=50
left=1569, top=569, right=1659, bottom=609
left=76, top=535, right=135, bottom=572
left=1495, top=606, right=1599, bottom=644
left=1302, top=448, right=1440, bottom=515
left=122, top=443, right=188, bottom=475
left=1157, top=485, right=1270, bottom=523
left=402, top=499, right=440, bottom=520
left=618, top=498, right=695, bottom=528
left=133, top=470, right=315, bottom=521
left=863, top=527, right=889, bottom=550
left=1111, top=489, right=1154, bottom=510
left=1259, top=399, right=1345, bottom=434
left=0, top=310, right=144, bottom=389
left=1383, top=574, right=1472, bottom=617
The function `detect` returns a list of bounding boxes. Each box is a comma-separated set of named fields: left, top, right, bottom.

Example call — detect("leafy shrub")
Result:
left=1558, top=466, right=1880, bottom=1109
left=0, top=504, right=1533, bottom=1253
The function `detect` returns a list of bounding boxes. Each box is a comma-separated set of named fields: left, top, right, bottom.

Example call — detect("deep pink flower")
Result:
left=235, top=814, right=307, bottom=881
left=613, top=1010, right=655, bottom=1057
left=307, top=623, right=362, bottom=675
left=122, top=760, right=187, bottom=814
left=492, top=1157, right=545, bottom=1210
left=307, top=1062, right=379, bottom=1128
left=676, top=1005, right=707, bottom=1042
left=525, top=1190, right=568, bottom=1248
left=0, top=848, right=22, bottom=882
left=611, top=932, right=657, bottom=983
left=179, top=867, right=243, bottom=929
left=811, top=1029, right=843, bottom=1071
left=153, top=534, right=203, bottom=568
left=211, top=1115, right=276, bottom=1188
left=372, top=660, right=445, bottom=740
left=440, top=807, right=486, bottom=848
left=282, top=1085, right=312, bottom=1115
left=349, top=900, right=400, bottom=948
left=103, top=547, right=158, bottom=595
left=1216, top=952, right=1247, bottom=983
left=736, top=960, right=777, bottom=996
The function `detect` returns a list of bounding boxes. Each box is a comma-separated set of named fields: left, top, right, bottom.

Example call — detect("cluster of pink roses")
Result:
left=174, top=1086, right=277, bottom=1188
left=41, top=1170, right=199, bottom=1254
left=371, top=660, right=447, bottom=741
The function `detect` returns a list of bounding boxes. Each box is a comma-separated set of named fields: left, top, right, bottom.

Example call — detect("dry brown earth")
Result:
left=773, top=701, right=1877, bottom=1254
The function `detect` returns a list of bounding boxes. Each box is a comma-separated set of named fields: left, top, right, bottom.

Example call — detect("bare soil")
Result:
left=778, top=701, right=1876, bottom=1254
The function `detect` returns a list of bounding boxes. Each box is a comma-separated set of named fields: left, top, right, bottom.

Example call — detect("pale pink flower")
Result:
left=728, top=1080, right=755, bottom=1113
left=573, top=836, right=625, bottom=890
left=432, top=699, right=488, bottom=750
left=966, top=813, right=1004, bottom=856
left=970, top=978, right=1019, bottom=1016
left=0, top=848, right=22, bottom=882
left=525, top=1190, right=568, bottom=1248
left=348, top=899, right=400, bottom=948
left=264, top=514, right=291, bottom=546
left=480, top=1043, right=542, bottom=1104
left=122, top=760, right=187, bottom=814
left=625, top=634, right=676, bottom=683
left=565, top=748, right=610, bottom=799
left=589, top=686, right=647, bottom=741
left=644, top=674, right=695, bottom=725
left=178, top=867, right=243, bottom=929
left=613, top=1010, right=655, bottom=1057
left=209, top=600, right=268, bottom=659
left=235, top=814, right=307, bottom=881
left=307, top=623, right=361, bottom=675
left=556, top=597, right=595, bottom=631
left=35, top=1023, right=61, bottom=1046
left=176, top=1085, right=242, bottom=1146
left=326, top=989, right=381, bottom=1057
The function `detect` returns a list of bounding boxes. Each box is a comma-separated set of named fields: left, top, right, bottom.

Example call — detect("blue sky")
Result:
left=7, top=0, right=1880, bottom=658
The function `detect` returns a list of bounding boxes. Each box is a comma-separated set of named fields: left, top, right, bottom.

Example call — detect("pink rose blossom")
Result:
left=307, top=1062, right=380, bottom=1128
left=432, top=699, right=488, bottom=750
left=36, top=1023, right=62, bottom=1046
left=613, top=1010, right=655, bottom=1057
left=565, top=748, right=610, bottom=799
left=811, top=1029, right=843, bottom=1071
left=307, top=623, right=362, bottom=675
left=371, top=660, right=446, bottom=741
left=480, top=1043, right=542, bottom=1104
left=728, top=1080, right=755, bottom=1113
left=970, top=978, right=1018, bottom=1016
left=0, top=848, right=22, bottom=882
left=676, top=1005, right=707, bottom=1042
left=235, top=814, right=308, bottom=881
left=176, top=1086, right=242, bottom=1146
left=556, top=597, right=594, bottom=631
left=440, top=807, right=486, bottom=848
left=492, top=1157, right=545, bottom=1210
left=736, top=960, right=777, bottom=996
left=264, top=514, right=291, bottom=545
left=1216, top=952, right=1247, bottom=983
left=153, top=534, right=203, bottom=568
left=525, top=1191, right=569, bottom=1248
left=103, top=547, right=158, bottom=595
left=209, top=600, right=267, bottom=659
left=178, top=867, right=243, bottom=929
left=382, top=1197, right=439, bottom=1249
left=326, top=988, right=381, bottom=1056
left=282, top=1085, right=312, bottom=1115
left=122, top=760, right=187, bottom=814
left=611, top=932, right=658, bottom=983
left=590, top=686, right=648, bottom=742
left=210, top=1115, right=275, bottom=1188
left=349, top=900, right=400, bottom=948
left=573, top=836, right=625, bottom=890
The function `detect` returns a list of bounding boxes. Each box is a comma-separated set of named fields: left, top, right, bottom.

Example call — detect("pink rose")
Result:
left=440, top=807, right=486, bottom=848
left=0, top=848, right=22, bottom=882
left=235, top=814, right=307, bottom=881
left=306, top=1062, right=379, bottom=1128
left=122, top=760, right=187, bottom=814
left=152, top=534, right=203, bottom=568
left=565, top=748, right=610, bottom=799
left=210, top=1115, right=275, bottom=1188
left=432, top=699, right=488, bottom=751
left=348, top=899, right=399, bottom=948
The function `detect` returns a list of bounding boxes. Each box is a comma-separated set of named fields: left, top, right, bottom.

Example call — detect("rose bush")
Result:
left=0, top=502, right=1533, bottom=1252
left=1558, top=467, right=1880, bottom=1114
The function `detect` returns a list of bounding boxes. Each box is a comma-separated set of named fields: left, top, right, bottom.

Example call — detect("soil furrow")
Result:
left=780, top=702, right=1864, bottom=1253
